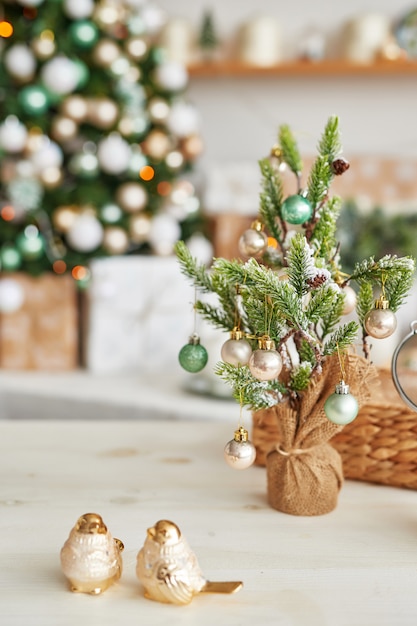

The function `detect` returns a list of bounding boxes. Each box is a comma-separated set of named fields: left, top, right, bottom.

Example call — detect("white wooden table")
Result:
left=1, top=419, right=416, bottom=626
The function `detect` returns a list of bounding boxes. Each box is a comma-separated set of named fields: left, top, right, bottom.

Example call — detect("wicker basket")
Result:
left=252, top=368, right=417, bottom=490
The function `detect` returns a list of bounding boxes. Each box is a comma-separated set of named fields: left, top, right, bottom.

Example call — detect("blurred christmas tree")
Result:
left=0, top=0, right=206, bottom=278
left=198, top=10, right=219, bottom=59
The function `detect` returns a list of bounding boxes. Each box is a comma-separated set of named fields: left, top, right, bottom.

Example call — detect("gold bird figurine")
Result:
left=136, top=519, right=242, bottom=605
left=60, top=513, right=124, bottom=595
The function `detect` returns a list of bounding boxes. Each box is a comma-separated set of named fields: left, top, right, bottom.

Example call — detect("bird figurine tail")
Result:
left=201, top=581, right=243, bottom=594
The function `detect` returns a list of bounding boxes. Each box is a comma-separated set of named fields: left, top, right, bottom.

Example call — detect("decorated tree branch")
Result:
left=175, top=116, right=415, bottom=516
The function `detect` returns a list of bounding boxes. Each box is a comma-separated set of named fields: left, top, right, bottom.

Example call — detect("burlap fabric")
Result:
left=260, top=353, right=376, bottom=516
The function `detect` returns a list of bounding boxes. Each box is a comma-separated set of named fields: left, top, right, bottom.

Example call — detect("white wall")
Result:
left=157, top=1, right=417, bottom=177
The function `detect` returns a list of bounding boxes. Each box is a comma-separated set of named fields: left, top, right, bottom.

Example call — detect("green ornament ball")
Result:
left=178, top=341, right=208, bottom=373
left=281, top=194, right=313, bottom=225
left=18, top=85, right=50, bottom=116
left=69, top=20, right=99, bottom=49
left=16, top=231, right=44, bottom=260
left=0, top=246, right=22, bottom=271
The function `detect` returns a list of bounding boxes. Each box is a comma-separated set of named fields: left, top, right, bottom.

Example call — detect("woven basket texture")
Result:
left=252, top=368, right=417, bottom=490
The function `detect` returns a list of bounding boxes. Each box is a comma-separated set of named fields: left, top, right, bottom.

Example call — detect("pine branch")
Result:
left=306, top=285, right=339, bottom=324
left=194, top=301, right=233, bottom=332
left=318, top=288, right=345, bottom=338
left=309, top=196, right=341, bottom=261
left=214, top=362, right=286, bottom=410
left=258, top=158, right=284, bottom=244
left=289, top=361, right=313, bottom=392
left=323, top=321, right=360, bottom=356
left=279, top=124, right=302, bottom=177
left=356, top=281, right=374, bottom=325
left=385, top=269, right=415, bottom=312
left=175, top=240, right=214, bottom=292
left=287, top=233, right=316, bottom=296
left=350, top=254, right=415, bottom=285
left=317, top=115, right=341, bottom=163
left=306, top=156, right=332, bottom=208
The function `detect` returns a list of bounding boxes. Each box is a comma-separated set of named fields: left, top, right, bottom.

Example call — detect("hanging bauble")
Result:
left=125, top=36, right=148, bottom=61
left=153, top=61, right=188, bottom=92
left=50, top=116, right=78, bottom=143
left=238, top=220, right=268, bottom=258
left=140, top=3, right=167, bottom=34
left=31, top=139, right=63, bottom=173
left=93, top=39, right=121, bottom=67
left=31, top=31, right=56, bottom=60
left=0, top=245, right=22, bottom=272
left=0, top=116, right=28, bottom=153
left=102, top=226, right=130, bottom=255
left=178, top=333, right=208, bottom=373
left=129, top=213, right=151, bottom=243
left=88, top=98, right=119, bottom=129
left=97, top=134, right=131, bottom=175
left=221, top=328, right=252, bottom=367
left=118, top=114, right=149, bottom=140
left=165, top=150, right=184, bottom=171
left=281, top=194, right=313, bottom=225
left=69, top=152, right=99, bottom=179
left=16, top=225, right=44, bottom=260
left=41, top=56, right=79, bottom=95
left=0, top=278, right=25, bottom=314
left=4, top=44, right=36, bottom=82
left=148, top=97, right=171, bottom=124
left=181, top=134, right=204, bottom=161
left=7, top=177, right=43, bottom=212
left=128, top=149, right=147, bottom=175
left=53, top=205, right=80, bottom=233
left=18, top=86, right=50, bottom=116
left=148, top=214, right=181, bottom=255
left=100, top=203, right=123, bottom=225
left=142, top=129, right=172, bottom=160
left=364, top=295, right=397, bottom=339
left=167, top=102, right=200, bottom=138
left=60, top=95, right=89, bottom=123
left=116, top=182, right=147, bottom=213
left=248, top=336, right=282, bottom=381
left=185, top=233, right=214, bottom=266
left=69, top=20, right=99, bottom=49
left=324, top=381, right=359, bottom=425
left=341, top=284, right=357, bottom=315
left=73, top=59, right=90, bottom=90
left=39, top=166, right=63, bottom=189
left=63, top=0, right=94, bottom=20
left=66, top=214, right=104, bottom=252
left=224, top=427, right=256, bottom=470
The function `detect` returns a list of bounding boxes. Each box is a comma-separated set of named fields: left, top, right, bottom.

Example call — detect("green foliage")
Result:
left=176, top=117, right=416, bottom=411
left=199, top=11, right=219, bottom=50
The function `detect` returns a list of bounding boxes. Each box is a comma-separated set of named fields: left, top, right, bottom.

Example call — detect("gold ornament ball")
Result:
left=93, top=39, right=121, bottom=67
left=248, top=348, right=283, bottom=381
left=51, top=115, right=78, bottom=142
left=25, top=128, right=44, bottom=154
left=238, top=227, right=268, bottom=258
left=342, top=285, right=357, bottom=315
left=165, top=150, right=184, bottom=171
left=129, top=213, right=151, bottom=243
left=143, top=130, right=172, bottom=160
left=103, top=227, right=130, bottom=255
left=88, top=98, right=119, bottom=129
left=364, top=307, right=397, bottom=339
left=125, top=36, right=148, bottom=61
left=60, top=95, right=89, bottom=123
left=39, top=166, right=63, bottom=189
left=116, top=182, right=148, bottom=213
left=148, top=97, right=171, bottom=123
left=53, top=205, right=80, bottom=233
left=31, top=34, right=56, bottom=59
left=181, top=135, right=204, bottom=160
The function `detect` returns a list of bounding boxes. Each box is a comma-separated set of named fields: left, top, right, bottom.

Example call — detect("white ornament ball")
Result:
left=116, top=182, right=147, bottom=213
left=4, top=45, right=37, bottom=81
left=140, top=4, right=167, bottom=34
left=167, top=102, right=200, bottom=137
left=248, top=348, right=282, bottom=381
left=185, top=233, right=213, bottom=266
left=148, top=214, right=181, bottom=255
left=342, top=285, right=357, bottom=315
left=221, top=337, right=252, bottom=367
left=63, top=0, right=94, bottom=19
left=0, top=279, right=25, bottom=314
left=97, top=134, right=131, bottom=175
left=66, top=214, right=104, bottom=252
left=324, top=388, right=359, bottom=425
left=0, top=116, right=28, bottom=153
left=16, top=0, right=44, bottom=6
left=31, top=140, right=63, bottom=172
left=154, top=61, right=188, bottom=92
left=364, top=307, right=397, bottom=339
left=41, top=57, right=79, bottom=95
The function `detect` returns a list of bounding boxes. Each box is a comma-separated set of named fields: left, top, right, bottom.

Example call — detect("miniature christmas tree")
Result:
left=198, top=10, right=219, bottom=59
left=0, top=0, right=205, bottom=278
left=175, top=116, right=416, bottom=516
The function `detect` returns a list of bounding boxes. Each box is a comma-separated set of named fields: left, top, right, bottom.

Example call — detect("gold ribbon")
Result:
left=275, top=444, right=316, bottom=456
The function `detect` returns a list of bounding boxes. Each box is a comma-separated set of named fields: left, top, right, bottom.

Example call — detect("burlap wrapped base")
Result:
left=259, top=354, right=375, bottom=516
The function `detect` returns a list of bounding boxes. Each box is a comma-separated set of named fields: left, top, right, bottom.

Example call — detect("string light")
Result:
left=71, top=265, right=89, bottom=281
left=0, top=21, right=13, bottom=38
left=139, top=165, right=155, bottom=181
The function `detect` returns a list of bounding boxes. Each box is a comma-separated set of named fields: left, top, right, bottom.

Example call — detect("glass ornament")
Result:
left=69, top=20, right=99, bottom=49
left=341, top=284, right=357, bottom=315
left=18, top=85, right=50, bottom=115
left=16, top=228, right=44, bottom=260
left=324, top=381, right=359, bottom=425
left=364, top=296, right=397, bottom=339
left=0, top=116, right=28, bottom=153
left=0, top=245, right=22, bottom=271
left=238, top=220, right=267, bottom=258
left=178, top=334, right=208, bottom=373
left=281, top=194, right=313, bottom=225
left=224, top=427, right=256, bottom=469
left=66, top=214, right=104, bottom=252
left=248, top=337, right=282, bottom=381
left=221, top=328, right=252, bottom=366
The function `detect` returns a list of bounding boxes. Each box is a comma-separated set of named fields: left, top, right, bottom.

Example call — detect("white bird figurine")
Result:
left=60, top=512, right=124, bottom=595
left=136, top=519, right=242, bottom=605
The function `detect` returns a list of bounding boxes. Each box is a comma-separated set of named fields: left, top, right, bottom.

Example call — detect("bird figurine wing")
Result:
left=155, top=563, right=195, bottom=605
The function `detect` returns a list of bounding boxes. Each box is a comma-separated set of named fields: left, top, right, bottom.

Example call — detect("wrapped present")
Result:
left=0, top=273, right=78, bottom=370
left=86, top=256, right=198, bottom=374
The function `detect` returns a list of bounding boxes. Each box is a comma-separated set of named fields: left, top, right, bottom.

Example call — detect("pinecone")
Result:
left=332, top=158, right=350, bottom=175
left=307, top=273, right=329, bottom=289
